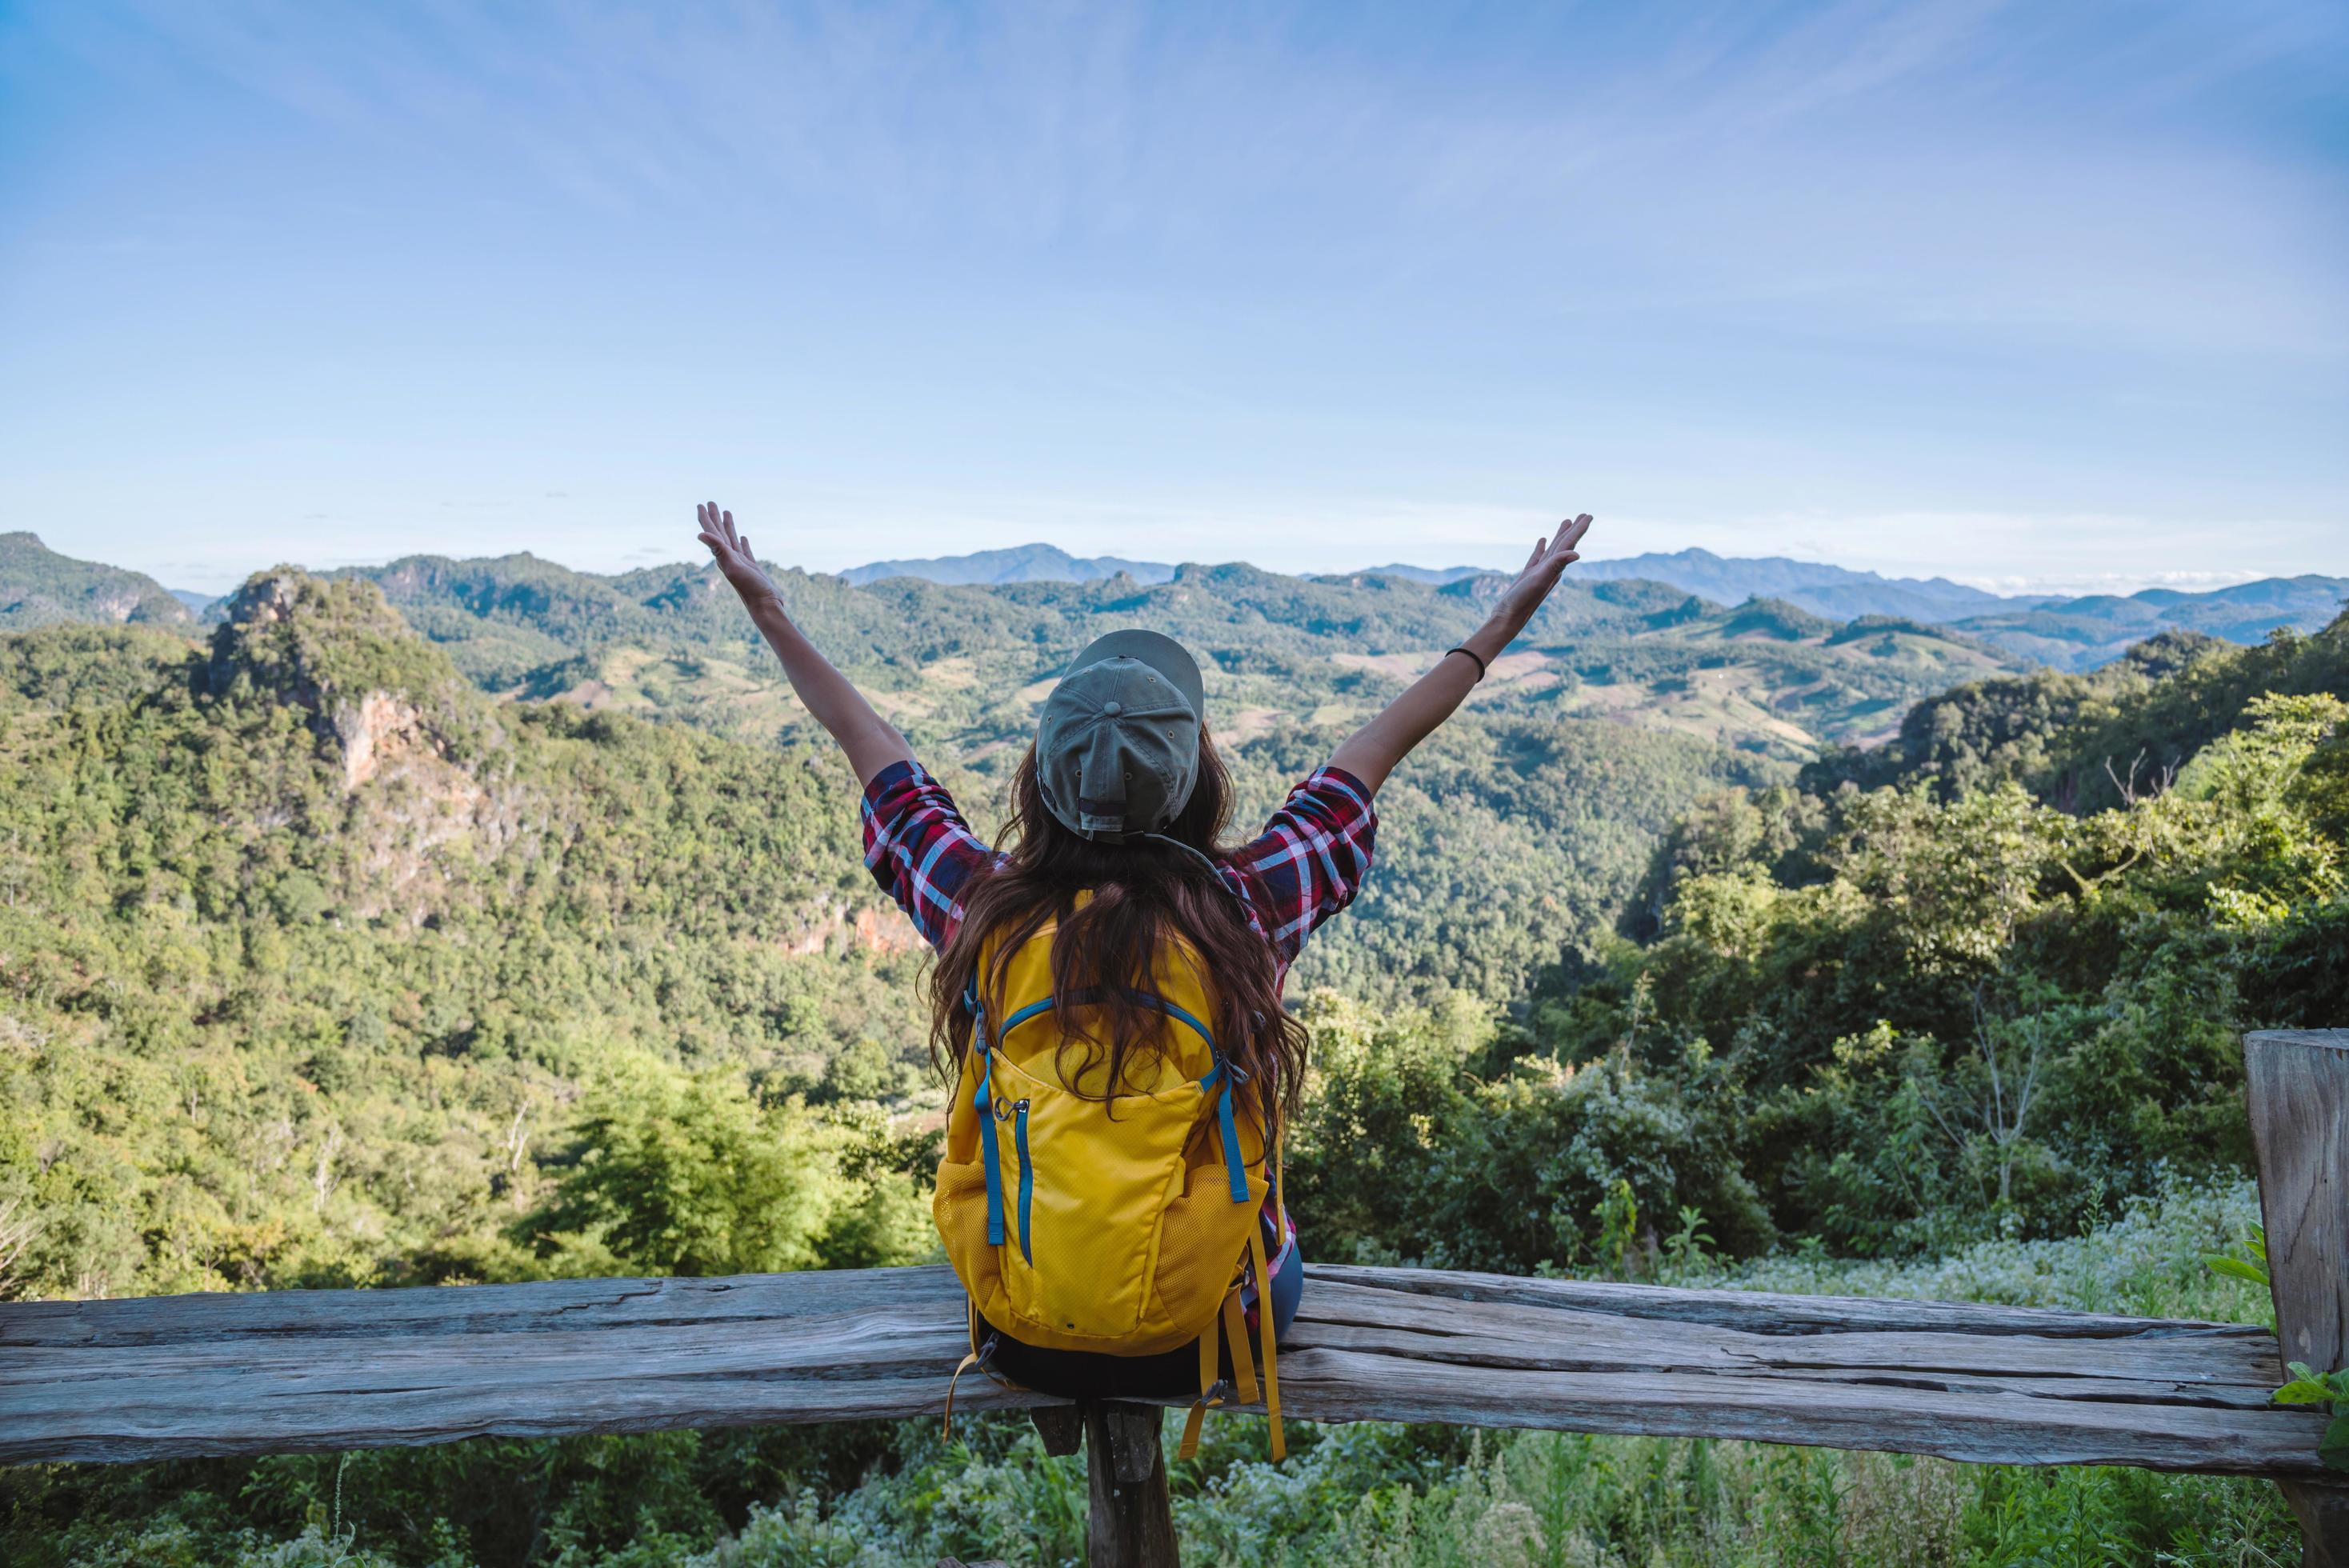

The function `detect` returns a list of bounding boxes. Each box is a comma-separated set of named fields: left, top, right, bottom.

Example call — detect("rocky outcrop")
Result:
left=332, top=689, right=429, bottom=792
left=779, top=899, right=924, bottom=958
left=208, top=570, right=497, bottom=792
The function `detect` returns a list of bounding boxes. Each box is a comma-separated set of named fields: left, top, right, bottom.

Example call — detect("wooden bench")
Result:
left=6, top=1030, right=2344, bottom=1566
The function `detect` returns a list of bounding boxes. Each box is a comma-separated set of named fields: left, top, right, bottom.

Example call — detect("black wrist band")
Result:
left=1445, top=646, right=1488, bottom=681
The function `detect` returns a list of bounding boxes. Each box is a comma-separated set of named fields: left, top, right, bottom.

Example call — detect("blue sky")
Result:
left=2, top=1, right=2343, bottom=596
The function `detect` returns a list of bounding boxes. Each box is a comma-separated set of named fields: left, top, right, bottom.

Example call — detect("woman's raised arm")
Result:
left=1326, top=514, right=1592, bottom=794
left=695, top=502, right=914, bottom=786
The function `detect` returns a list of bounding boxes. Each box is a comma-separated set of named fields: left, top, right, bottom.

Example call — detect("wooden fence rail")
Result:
left=4, top=1030, right=2343, bottom=1567
left=1, top=1261, right=2319, bottom=1474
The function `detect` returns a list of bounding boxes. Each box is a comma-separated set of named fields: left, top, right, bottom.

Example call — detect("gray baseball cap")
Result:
left=1035, top=630, right=1205, bottom=842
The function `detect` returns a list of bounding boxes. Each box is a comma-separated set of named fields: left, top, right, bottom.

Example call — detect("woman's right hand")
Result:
left=696, top=501, right=780, bottom=606
left=1483, top=514, right=1593, bottom=640
left=692, top=502, right=914, bottom=783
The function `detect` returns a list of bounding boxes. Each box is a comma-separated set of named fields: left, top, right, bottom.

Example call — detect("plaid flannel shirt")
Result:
left=860, top=758, right=1377, bottom=982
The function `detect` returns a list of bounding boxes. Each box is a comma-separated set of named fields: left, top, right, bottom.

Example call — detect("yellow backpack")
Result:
left=933, top=915, right=1286, bottom=1460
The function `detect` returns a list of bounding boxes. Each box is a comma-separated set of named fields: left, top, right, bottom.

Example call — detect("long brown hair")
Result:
left=928, top=724, right=1308, bottom=1138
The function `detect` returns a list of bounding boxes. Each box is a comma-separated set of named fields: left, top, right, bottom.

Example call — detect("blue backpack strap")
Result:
left=1150, top=995, right=1219, bottom=1056
left=1118, top=990, right=1253, bottom=1205
left=1208, top=1062, right=1251, bottom=1204
left=967, top=980, right=1007, bottom=1247
left=997, top=984, right=1254, bottom=1209
left=996, top=994, right=1059, bottom=1041
left=1044, top=986, right=1217, bottom=1055
left=1142, top=993, right=1250, bottom=1206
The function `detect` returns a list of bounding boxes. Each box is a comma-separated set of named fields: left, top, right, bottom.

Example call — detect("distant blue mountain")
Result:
left=1947, top=574, right=2349, bottom=670
left=838, top=543, right=1177, bottom=587
left=1570, top=548, right=2028, bottom=623
left=1340, top=563, right=1489, bottom=586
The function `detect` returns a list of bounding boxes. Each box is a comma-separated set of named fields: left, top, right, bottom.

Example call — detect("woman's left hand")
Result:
left=696, top=501, right=780, bottom=606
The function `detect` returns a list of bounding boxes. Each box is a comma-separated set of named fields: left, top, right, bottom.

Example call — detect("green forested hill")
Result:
left=234, top=542, right=2033, bottom=1013
left=317, top=550, right=2017, bottom=775
left=0, top=575, right=920, bottom=1300
left=1803, top=622, right=2349, bottom=810
left=0, top=533, right=193, bottom=630
left=0, top=534, right=2023, bottom=760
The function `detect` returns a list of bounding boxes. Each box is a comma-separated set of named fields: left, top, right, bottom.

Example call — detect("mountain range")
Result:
left=0, top=533, right=2026, bottom=769
left=838, top=543, right=2345, bottom=671
left=837, top=542, right=2030, bottom=616
left=6, top=531, right=2341, bottom=674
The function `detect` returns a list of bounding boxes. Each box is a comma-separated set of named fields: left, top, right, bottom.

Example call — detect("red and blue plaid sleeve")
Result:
left=861, top=760, right=999, bottom=953
left=1227, top=766, right=1378, bottom=967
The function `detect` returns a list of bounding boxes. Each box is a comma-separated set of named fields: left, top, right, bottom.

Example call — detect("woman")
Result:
left=695, top=502, right=1593, bottom=1449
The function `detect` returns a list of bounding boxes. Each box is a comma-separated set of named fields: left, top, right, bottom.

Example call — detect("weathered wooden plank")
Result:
left=2247, top=1029, right=2349, bottom=1568
left=2, top=1262, right=2328, bottom=1478
left=24, top=1278, right=2268, bottom=1403
left=0, top=1269, right=963, bottom=1349
left=1270, top=1346, right=2328, bottom=1478
left=8, top=1262, right=2271, bottom=1354
left=1295, top=1319, right=2280, bottom=1411
left=2249, top=1031, right=2349, bottom=1379
left=1311, top=1262, right=2282, bottom=1342
left=1299, top=1278, right=2282, bottom=1389
left=6, top=1378, right=1049, bottom=1466
left=13, top=1285, right=2274, bottom=1409
left=0, top=1281, right=1032, bottom=1463
left=14, top=1311, right=969, bottom=1394
left=14, top=1261, right=2257, bottom=1351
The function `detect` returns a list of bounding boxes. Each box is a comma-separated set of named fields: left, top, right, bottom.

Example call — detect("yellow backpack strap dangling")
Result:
left=1176, top=1311, right=1228, bottom=1461
left=942, top=1302, right=984, bottom=1440
left=1220, top=1289, right=1259, bottom=1405
left=942, top=1350, right=983, bottom=1441
left=1248, top=1214, right=1285, bottom=1462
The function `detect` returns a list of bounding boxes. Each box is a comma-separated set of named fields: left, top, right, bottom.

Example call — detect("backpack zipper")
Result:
left=1012, top=1098, right=1034, bottom=1264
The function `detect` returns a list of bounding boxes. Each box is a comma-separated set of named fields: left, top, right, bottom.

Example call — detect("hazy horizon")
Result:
left=20, top=525, right=2339, bottom=604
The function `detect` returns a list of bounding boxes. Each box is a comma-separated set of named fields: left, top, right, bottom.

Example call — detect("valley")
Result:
left=2, top=530, right=2343, bottom=1566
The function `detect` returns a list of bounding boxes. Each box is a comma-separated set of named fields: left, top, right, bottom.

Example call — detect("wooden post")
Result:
left=2247, top=1029, right=2349, bottom=1568
left=1082, top=1402, right=1179, bottom=1568
left=1030, top=1404, right=1084, bottom=1458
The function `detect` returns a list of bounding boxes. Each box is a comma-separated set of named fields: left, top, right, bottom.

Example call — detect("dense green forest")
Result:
left=2, top=550, right=2343, bottom=1565
left=0, top=566, right=1775, bottom=1302
left=1289, top=619, right=2347, bottom=1274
